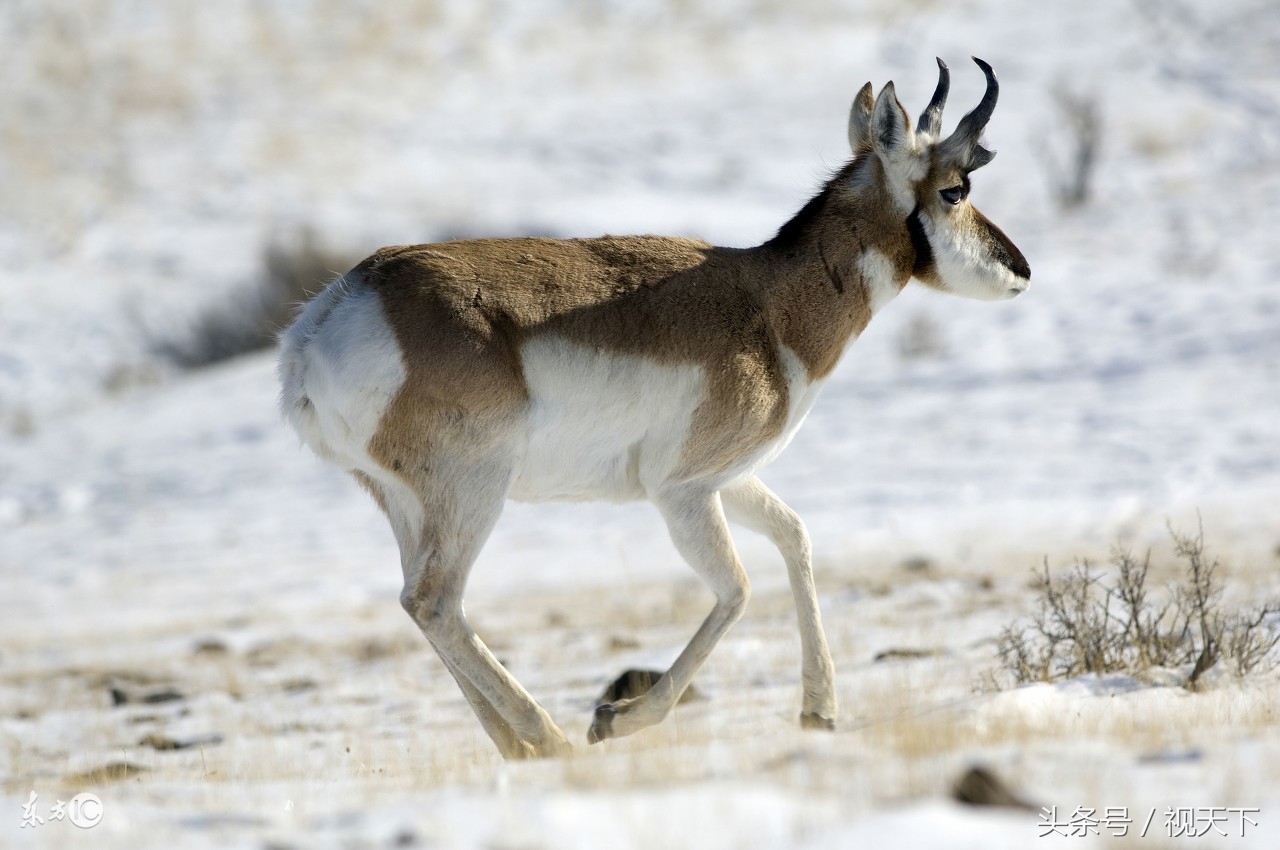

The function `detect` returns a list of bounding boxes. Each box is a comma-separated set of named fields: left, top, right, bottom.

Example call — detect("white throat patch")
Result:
left=858, top=249, right=905, bottom=314
left=920, top=211, right=1024, bottom=301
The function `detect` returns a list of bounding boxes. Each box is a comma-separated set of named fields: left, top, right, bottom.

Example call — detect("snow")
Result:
left=3, top=0, right=1280, bottom=847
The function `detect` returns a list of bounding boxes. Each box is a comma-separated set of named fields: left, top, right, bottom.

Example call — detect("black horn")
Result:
left=917, top=57, right=950, bottom=138
left=949, top=56, right=999, bottom=147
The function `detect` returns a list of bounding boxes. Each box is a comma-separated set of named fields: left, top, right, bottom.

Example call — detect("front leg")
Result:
left=722, top=476, right=836, bottom=729
left=588, top=485, right=750, bottom=743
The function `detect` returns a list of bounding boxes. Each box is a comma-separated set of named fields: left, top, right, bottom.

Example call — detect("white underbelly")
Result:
left=509, top=336, right=707, bottom=502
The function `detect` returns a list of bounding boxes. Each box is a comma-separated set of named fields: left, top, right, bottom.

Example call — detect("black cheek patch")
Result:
left=906, top=206, right=937, bottom=280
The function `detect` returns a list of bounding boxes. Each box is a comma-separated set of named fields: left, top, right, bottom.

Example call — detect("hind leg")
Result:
left=359, top=457, right=570, bottom=760
left=435, top=653, right=539, bottom=759
left=394, top=456, right=571, bottom=759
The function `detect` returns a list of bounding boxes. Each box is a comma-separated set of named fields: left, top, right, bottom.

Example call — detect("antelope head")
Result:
left=849, top=57, right=1030, bottom=300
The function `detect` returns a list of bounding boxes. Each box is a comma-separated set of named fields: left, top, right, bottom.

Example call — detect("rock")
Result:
left=952, top=765, right=1038, bottom=810
left=873, top=647, right=943, bottom=662
left=109, top=686, right=185, bottom=707
left=607, top=634, right=641, bottom=651
left=192, top=638, right=230, bottom=657
left=138, top=732, right=224, bottom=751
left=597, top=668, right=699, bottom=705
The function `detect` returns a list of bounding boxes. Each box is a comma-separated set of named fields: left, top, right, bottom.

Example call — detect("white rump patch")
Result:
left=278, top=279, right=425, bottom=549
left=511, top=337, right=707, bottom=502
left=278, top=280, right=406, bottom=471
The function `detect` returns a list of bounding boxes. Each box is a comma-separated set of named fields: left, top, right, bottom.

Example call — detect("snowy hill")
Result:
left=3, top=1, right=1279, bottom=847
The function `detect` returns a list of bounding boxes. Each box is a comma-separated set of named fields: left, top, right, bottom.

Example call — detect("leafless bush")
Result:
left=1036, top=85, right=1102, bottom=210
left=158, top=230, right=355, bottom=368
left=998, top=522, right=1280, bottom=689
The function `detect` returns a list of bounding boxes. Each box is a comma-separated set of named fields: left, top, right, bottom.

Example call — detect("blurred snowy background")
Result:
left=3, top=0, right=1277, bottom=599
left=2, top=1, right=1280, bottom=846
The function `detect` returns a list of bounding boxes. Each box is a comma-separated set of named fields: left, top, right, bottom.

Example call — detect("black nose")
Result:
left=976, top=209, right=1030, bottom=280
left=991, top=229, right=1030, bottom=281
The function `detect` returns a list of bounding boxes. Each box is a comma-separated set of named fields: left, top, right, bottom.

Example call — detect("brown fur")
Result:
left=358, top=153, right=914, bottom=482
left=281, top=60, right=1028, bottom=759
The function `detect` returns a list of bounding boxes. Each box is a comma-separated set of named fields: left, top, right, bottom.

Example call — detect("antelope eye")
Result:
left=940, top=185, right=965, bottom=205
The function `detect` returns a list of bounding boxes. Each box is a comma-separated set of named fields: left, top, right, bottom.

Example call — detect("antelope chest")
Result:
left=719, top=344, right=825, bottom=484
left=507, top=337, right=824, bottom=502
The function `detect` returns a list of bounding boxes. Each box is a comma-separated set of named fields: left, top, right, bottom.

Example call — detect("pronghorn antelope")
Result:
left=279, top=58, right=1029, bottom=760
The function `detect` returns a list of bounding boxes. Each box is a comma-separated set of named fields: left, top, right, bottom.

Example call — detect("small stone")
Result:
left=139, top=732, right=224, bottom=751
left=607, top=635, right=641, bottom=651
left=192, top=638, right=230, bottom=657
left=598, top=668, right=698, bottom=705
left=952, top=765, right=1037, bottom=810
left=873, top=647, right=943, bottom=663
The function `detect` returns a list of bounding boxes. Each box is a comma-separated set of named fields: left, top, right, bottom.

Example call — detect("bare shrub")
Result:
left=158, top=230, right=355, bottom=368
left=998, top=521, right=1280, bottom=688
left=1036, top=85, right=1102, bottom=210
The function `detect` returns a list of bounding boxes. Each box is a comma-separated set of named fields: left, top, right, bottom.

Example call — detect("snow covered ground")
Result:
left=3, top=0, right=1280, bottom=847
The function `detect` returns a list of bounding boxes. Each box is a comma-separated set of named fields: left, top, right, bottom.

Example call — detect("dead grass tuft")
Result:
left=64, top=761, right=149, bottom=785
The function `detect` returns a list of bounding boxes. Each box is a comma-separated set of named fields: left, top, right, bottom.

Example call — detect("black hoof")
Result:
left=799, top=711, right=836, bottom=731
left=587, top=703, right=617, bottom=744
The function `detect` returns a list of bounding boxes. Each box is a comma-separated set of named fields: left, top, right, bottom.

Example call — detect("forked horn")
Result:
left=940, top=57, right=999, bottom=169
left=916, top=57, right=950, bottom=139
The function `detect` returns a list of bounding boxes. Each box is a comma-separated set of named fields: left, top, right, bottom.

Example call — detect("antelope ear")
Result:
left=870, top=82, right=912, bottom=159
left=968, top=143, right=996, bottom=171
left=847, top=82, right=875, bottom=152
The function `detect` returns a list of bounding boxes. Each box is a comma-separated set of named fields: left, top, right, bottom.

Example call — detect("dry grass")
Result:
left=870, top=675, right=1280, bottom=760
left=6, top=541, right=1280, bottom=846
